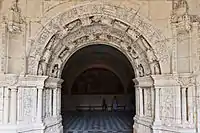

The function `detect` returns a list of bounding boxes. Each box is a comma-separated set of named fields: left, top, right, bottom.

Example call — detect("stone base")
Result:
left=152, top=125, right=196, bottom=133
left=0, top=117, right=63, bottom=133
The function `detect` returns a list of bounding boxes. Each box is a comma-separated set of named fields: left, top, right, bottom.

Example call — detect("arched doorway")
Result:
left=26, top=2, right=169, bottom=133
left=61, top=44, right=135, bottom=132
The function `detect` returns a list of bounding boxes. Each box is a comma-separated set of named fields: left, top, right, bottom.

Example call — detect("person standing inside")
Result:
left=112, top=96, right=118, bottom=112
left=102, top=97, right=107, bottom=111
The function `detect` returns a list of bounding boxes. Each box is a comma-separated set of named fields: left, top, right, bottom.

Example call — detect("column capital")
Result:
left=8, top=86, right=18, bottom=90
left=133, top=76, right=153, bottom=87
left=45, top=77, right=64, bottom=89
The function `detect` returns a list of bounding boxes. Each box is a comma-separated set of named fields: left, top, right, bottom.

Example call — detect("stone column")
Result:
left=3, top=88, right=10, bottom=124
left=37, top=87, right=43, bottom=122
left=10, top=87, right=18, bottom=124
left=181, top=87, right=187, bottom=124
left=151, top=87, right=155, bottom=118
left=49, top=89, right=53, bottom=116
left=57, top=87, right=61, bottom=116
left=53, top=88, right=57, bottom=117
left=139, top=87, right=144, bottom=116
left=153, top=88, right=161, bottom=125
left=176, top=86, right=181, bottom=124
left=136, top=87, right=139, bottom=116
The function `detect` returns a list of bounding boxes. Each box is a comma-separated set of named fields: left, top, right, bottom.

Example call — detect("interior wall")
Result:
left=62, top=94, right=134, bottom=111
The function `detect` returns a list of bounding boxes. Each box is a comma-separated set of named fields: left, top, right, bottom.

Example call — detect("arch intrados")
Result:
left=58, top=42, right=136, bottom=78
left=63, top=63, right=131, bottom=91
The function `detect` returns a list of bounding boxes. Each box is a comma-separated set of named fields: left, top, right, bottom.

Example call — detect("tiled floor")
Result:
left=62, top=111, right=133, bottom=133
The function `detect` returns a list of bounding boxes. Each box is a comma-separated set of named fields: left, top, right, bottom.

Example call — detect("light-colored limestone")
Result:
left=0, top=0, right=200, bottom=133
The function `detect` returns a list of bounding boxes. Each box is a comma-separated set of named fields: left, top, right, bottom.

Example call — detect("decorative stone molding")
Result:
left=133, top=76, right=153, bottom=88
left=0, top=74, right=48, bottom=87
left=45, top=77, right=64, bottom=89
left=27, top=2, right=170, bottom=77
left=151, top=74, right=180, bottom=88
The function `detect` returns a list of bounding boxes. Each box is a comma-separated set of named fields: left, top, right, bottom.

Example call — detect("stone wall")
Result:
left=0, top=0, right=200, bottom=133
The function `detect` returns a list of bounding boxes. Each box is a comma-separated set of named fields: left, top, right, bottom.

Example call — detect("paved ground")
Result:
left=63, top=111, right=133, bottom=133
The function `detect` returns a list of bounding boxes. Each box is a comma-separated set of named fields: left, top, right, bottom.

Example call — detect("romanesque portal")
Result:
left=0, top=0, right=200, bottom=133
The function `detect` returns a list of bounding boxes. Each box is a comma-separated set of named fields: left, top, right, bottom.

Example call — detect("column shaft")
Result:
left=154, top=88, right=161, bottom=125
left=49, top=89, right=53, bottom=116
left=181, top=87, right=187, bottom=123
left=176, top=87, right=181, bottom=124
left=57, top=87, right=61, bottom=116
left=10, top=87, right=17, bottom=124
left=136, top=87, right=139, bottom=116
left=3, top=88, right=10, bottom=124
left=139, top=87, right=144, bottom=116
left=37, top=88, right=43, bottom=122
left=53, top=88, right=57, bottom=116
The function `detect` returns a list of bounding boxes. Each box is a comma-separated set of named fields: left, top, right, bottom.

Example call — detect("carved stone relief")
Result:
left=138, top=64, right=144, bottom=77
left=23, top=88, right=35, bottom=124
left=160, top=87, right=176, bottom=127
left=28, top=2, right=169, bottom=75
left=144, top=88, right=152, bottom=117
left=37, top=23, right=152, bottom=77
left=8, top=0, right=25, bottom=33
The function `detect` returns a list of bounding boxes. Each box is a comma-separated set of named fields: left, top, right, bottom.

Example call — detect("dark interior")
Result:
left=61, top=44, right=136, bottom=132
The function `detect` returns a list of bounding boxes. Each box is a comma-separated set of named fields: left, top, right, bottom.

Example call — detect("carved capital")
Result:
left=45, top=77, right=64, bottom=89
left=133, top=76, right=153, bottom=87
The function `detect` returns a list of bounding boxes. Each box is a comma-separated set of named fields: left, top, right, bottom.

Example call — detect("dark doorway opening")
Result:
left=61, top=44, right=135, bottom=132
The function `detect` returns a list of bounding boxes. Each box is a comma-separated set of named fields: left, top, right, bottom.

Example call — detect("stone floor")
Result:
left=62, top=111, right=133, bottom=133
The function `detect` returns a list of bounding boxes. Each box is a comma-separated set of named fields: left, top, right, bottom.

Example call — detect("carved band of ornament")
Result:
left=48, top=24, right=152, bottom=61
left=30, top=3, right=167, bottom=60
left=45, top=25, right=141, bottom=63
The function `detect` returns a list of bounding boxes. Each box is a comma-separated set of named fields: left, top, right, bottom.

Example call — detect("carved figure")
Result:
left=153, top=63, right=161, bottom=75
left=59, top=46, right=69, bottom=59
left=146, top=49, right=157, bottom=63
left=138, top=64, right=144, bottom=77
left=38, top=58, right=46, bottom=75
left=37, top=50, right=51, bottom=75
left=8, top=0, right=24, bottom=33
left=46, top=34, right=60, bottom=50
left=52, top=64, right=59, bottom=78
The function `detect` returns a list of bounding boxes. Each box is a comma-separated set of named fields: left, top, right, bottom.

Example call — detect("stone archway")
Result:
left=26, top=2, right=171, bottom=133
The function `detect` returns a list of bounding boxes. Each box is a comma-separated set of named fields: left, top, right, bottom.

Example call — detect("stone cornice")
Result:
left=151, top=74, right=180, bottom=88
left=0, top=74, right=48, bottom=88
left=133, top=74, right=181, bottom=88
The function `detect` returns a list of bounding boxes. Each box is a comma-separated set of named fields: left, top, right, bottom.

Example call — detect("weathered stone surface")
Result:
left=0, top=0, right=200, bottom=133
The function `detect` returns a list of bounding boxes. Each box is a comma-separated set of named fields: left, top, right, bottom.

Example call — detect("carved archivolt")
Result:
left=27, top=2, right=169, bottom=77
